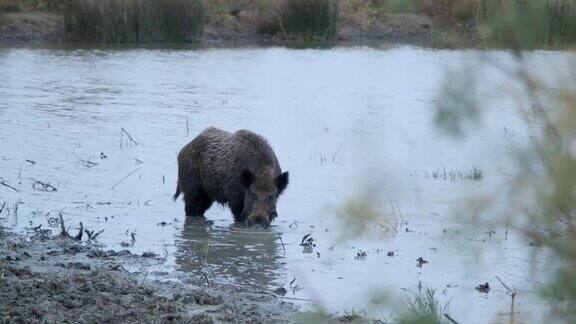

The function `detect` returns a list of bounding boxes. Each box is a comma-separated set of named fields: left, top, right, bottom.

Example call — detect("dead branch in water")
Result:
left=120, top=128, right=138, bottom=147
left=75, top=222, right=84, bottom=240
left=60, top=214, right=104, bottom=240
left=0, top=178, right=18, bottom=192
left=59, top=213, right=72, bottom=238
left=32, top=180, right=57, bottom=192
left=494, top=276, right=517, bottom=324
left=277, top=233, right=286, bottom=254
left=444, top=313, right=459, bottom=324
left=110, top=167, right=141, bottom=189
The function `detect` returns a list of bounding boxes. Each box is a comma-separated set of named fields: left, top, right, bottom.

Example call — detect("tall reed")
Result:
left=279, top=0, right=338, bottom=41
left=65, top=0, right=204, bottom=42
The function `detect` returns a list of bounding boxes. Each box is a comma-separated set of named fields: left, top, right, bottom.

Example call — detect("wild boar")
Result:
left=173, top=127, right=289, bottom=227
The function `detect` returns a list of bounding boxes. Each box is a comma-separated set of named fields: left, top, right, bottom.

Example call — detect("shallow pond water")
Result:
left=0, top=43, right=571, bottom=322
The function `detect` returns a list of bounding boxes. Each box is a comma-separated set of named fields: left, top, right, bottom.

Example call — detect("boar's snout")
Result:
left=246, top=214, right=271, bottom=229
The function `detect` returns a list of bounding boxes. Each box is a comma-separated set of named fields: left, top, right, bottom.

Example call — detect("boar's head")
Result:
left=241, top=168, right=289, bottom=228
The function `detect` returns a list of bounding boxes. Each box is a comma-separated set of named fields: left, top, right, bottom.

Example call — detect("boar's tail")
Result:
left=172, top=184, right=181, bottom=201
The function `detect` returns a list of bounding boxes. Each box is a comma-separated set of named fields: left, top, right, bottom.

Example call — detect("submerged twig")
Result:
left=110, top=167, right=141, bottom=189
left=0, top=178, right=18, bottom=192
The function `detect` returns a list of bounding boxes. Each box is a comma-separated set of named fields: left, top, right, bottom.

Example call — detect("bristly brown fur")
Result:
left=174, top=127, right=288, bottom=225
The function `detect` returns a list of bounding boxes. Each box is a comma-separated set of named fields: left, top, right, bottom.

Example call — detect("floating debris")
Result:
left=79, top=158, right=98, bottom=168
left=142, top=251, right=157, bottom=258
left=355, top=250, right=367, bottom=260
left=32, top=180, right=57, bottom=192
left=273, top=287, right=287, bottom=296
left=476, top=282, right=490, bottom=293
left=300, top=234, right=316, bottom=253
left=416, top=257, right=428, bottom=267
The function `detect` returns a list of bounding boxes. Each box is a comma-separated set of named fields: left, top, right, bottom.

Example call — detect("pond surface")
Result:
left=0, top=44, right=570, bottom=322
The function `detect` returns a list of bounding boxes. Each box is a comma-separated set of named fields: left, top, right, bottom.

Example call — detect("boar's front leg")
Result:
left=229, top=193, right=246, bottom=222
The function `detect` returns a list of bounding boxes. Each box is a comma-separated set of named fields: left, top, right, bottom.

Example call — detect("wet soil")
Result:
left=0, top=226, right=300, bottom=323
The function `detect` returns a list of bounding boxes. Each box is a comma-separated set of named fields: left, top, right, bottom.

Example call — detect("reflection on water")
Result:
left=175, top=217, right=283, bottom=289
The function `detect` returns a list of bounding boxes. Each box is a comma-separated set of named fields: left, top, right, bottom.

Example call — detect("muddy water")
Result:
left=0, top=44, right=570, bottom=322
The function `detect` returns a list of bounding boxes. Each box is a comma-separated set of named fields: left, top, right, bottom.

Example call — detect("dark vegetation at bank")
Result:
left=2, top=0, right=575, bottom=46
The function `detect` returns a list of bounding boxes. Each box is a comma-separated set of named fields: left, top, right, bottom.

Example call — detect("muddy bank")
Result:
left=0, top=10, right=434, bottom=44
left=0, top=226, right=303, bottom=323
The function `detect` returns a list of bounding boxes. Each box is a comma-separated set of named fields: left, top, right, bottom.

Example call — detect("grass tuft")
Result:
left=400, top=287, right=448, bottom=324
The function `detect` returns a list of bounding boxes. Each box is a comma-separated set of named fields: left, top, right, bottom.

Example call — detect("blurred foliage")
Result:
left=434, top=64, right=481, bottom=137
left=432, top=10, right=576, bottom=324
left=336, top=189, right=398, bottom=242
left=333, top=1, right=576, bottom=322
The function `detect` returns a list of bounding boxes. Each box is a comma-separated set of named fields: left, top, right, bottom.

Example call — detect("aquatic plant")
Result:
left=399, top=287, right=449, bottom=324
left=65, top=0, right=204, bottom=42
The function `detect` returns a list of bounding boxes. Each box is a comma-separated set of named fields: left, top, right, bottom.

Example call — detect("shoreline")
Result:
left=0, top=10, right=441, bottom=47
left=0, top=225, right=309, bottom=322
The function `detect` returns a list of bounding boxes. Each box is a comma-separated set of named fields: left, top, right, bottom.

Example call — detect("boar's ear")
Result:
left=241, top=169, right=255, bottom=188
left=276, top=171, right=289, bottom=195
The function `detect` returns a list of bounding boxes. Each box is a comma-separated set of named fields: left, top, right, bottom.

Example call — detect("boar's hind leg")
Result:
left=184, top=186, right=213, bottom=217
